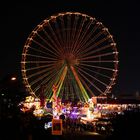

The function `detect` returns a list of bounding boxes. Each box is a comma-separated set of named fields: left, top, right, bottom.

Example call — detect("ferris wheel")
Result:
left=21, top=12, right=118, bottom=102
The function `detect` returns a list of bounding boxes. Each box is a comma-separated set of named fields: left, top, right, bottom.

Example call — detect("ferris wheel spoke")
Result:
left=30, top=66, right=61, bottom=87
left=76, top=30, right=107, bottom=57
left=74, top=22, right=102, bottom=54
left=55, top=14, right=65, bottom=48
left=77, top=66, right=108, bottom=87
left=54, top=22, right=65, bottom=50
left=49, top=23, right=62, bottom=46
left=78, top=73, right=96, bottom=97
left=77, top=34, right=113, bottom=57
left=69, top=15, right=79, bottom=54
left=59, top=16, right=67, bottom=49
left=26, top=53, right=58, bottom=61
left=39, top=64, right=64, bottom=89
left=27, top=65, right=59, bottom=79
left=76, top=65, right=112, bottom=79
left=25, top=60, right=58, bottom=64
left=81, top=60, right=116, bottom=63
left=42, top=20, right=63, bottom=50
left=80, top=51, right=115, bottom=61
left=77, top=35, right=110, bottom=57
left=28, top=45, right=58, bottom=59
left=36, top=32, right=58, bottom=52
left=80, top=63, right=115, bottom=71
left=33, top=68, right=61, bottom=96
left=38, top=64, right=66, bottom=98
left=78, top=69, right=104, bottom=95
left=71, top=16, right=86, bottom=54
left=78, top=43, right=116, bottom=59
left=47, top=21, right=65, bottom=54
left=24, top=62, right=65, bottom=75
left=32, top=38, right=60, bottom=58
left=36, top=30, right=62, bottom=55
left=25, top=64, right=54, bottom=71
left=80, top=26, right=105, bottom=47
left=26, top=63, right=61, bottom=71
left=71, top=18, right=94, bottom=54
left=30, top=73, right=51, bottom=87
left=65, top=15, right=71, bottom=52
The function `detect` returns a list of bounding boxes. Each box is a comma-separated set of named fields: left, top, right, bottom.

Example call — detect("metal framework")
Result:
left=21, top=12, right=118, bottom=102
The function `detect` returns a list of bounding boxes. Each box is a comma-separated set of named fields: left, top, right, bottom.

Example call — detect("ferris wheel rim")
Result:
left=21, top=11, right=118, bottom=102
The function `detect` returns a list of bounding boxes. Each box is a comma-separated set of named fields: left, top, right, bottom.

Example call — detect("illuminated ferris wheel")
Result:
left=21, top=12, right=118, bottom=102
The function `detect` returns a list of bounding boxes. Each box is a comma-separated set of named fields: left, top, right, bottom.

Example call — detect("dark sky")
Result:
left=0, top=0, right=140, bottom=95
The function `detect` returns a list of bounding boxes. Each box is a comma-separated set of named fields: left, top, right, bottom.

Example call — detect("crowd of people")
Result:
left=1, top=97, right=140, bottom=140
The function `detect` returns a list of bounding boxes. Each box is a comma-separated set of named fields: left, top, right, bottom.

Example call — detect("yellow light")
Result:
left=11, top=77, right=16, bottom=81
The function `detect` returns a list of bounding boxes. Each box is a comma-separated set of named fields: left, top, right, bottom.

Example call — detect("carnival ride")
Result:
left=20, top=12, right=118, bottom=119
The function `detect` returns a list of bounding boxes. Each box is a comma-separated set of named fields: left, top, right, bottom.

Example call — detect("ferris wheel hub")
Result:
left=63, top=53, right=79, bottom=66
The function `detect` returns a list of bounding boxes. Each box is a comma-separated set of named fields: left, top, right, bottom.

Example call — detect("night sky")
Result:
left=0, top=0, right=140, bottom=95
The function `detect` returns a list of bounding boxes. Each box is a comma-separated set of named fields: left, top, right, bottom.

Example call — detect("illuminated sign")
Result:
left=52, top=119, right=62, bottom=135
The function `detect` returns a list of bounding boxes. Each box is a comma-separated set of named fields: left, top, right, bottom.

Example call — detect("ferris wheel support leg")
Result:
left=70, top=66, right=89, bottom=102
